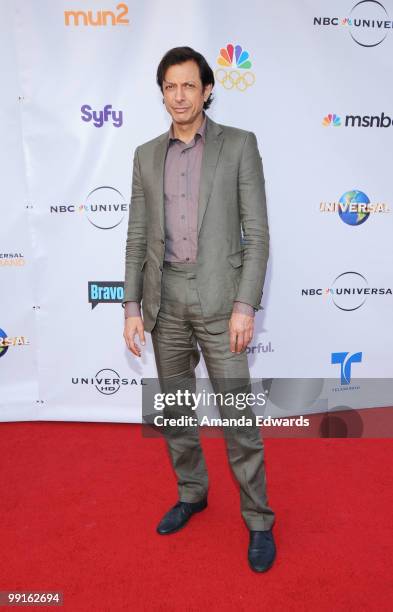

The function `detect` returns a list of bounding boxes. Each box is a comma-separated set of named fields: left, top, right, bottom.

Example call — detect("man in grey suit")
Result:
left=123, top=47, right=276, bottom=572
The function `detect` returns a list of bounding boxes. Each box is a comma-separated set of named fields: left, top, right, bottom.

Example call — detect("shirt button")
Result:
left=183, top=237, right=187, bottom=240
left=181, top=215, right=185, bottom=219
left=181, top=193, right=185, bottom=198
left=181, top=172, right=185, bottom=176
left=186, top=257, right=190, bottom=261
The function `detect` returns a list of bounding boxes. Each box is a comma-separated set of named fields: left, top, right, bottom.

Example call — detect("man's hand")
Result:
left=123, top=316, right=145, bottom=357
left=229, top=311, right=254, bottom=353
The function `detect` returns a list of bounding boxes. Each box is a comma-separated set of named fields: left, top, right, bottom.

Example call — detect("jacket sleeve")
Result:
left=235, top=131, right=270, bottom=311
left=122, top=147, right=147, bottom=305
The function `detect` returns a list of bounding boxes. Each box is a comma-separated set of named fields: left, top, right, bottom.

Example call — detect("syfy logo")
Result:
left=81, top=104, right=123, bottom=128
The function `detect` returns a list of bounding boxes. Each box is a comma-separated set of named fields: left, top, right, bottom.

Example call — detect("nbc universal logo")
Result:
left=319, top=190, right=390, bottom=225
left=322, top=112, right=393, bottom=128
left=313, top=1, right=393, bottom=47
left=215, top=44, right=255, bottom=91
left=50, top=186, right=128, bottom=230
left=301, top=272, right=392, bottom=311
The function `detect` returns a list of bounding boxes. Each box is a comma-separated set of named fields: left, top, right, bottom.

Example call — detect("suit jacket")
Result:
left=122, top=114, right=269, bottom=334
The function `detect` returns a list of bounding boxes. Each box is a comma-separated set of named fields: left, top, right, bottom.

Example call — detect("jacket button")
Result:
left=159, top=266, right=162, bottom=271
left=161, top=239, right=164, bottom=244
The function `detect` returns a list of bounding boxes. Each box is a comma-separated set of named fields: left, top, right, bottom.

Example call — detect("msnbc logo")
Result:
left=323, top=111, right=393, bottom=128
left=215, top=44, right=255, bottom=91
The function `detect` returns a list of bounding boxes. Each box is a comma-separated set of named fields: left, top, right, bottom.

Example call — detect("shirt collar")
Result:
left=168, top=112, right=207, bottom=145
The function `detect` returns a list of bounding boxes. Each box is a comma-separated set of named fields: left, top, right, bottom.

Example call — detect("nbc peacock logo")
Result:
left=322, top=113, right=342, bottom=127
left=215, top=43, right=255, bottom=92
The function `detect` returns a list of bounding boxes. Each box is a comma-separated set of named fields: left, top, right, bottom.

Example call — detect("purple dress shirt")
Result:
left=124, top=114, right=255, bottom=319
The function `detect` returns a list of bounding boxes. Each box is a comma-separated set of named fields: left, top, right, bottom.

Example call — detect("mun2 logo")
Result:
left=64, top=3, right=129, bottom=26
left=215, top=44, right=255, bottom=91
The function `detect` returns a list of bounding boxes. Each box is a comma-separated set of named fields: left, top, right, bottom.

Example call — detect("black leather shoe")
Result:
left=248, top=529, right=276, bottom=572
left=156, top=498, right=208, bottom=535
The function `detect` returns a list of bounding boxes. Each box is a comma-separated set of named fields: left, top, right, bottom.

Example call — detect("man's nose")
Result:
left=174, top=86, right=185, bottom=101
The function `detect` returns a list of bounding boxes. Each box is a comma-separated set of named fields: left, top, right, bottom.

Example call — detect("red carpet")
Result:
left=1, top=422, right=392, bottom=611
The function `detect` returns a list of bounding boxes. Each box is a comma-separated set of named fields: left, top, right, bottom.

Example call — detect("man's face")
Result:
left=162, top=59, right=212, bottom=126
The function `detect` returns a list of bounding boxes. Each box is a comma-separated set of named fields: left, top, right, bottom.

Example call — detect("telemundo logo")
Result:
left=331, top=352, right=362, bottom=385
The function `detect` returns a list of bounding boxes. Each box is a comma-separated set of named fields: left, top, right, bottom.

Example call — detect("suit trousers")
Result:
left=150, top=261, right=275, bottom=531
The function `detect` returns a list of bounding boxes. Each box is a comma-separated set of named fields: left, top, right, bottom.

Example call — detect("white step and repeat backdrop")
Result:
left=1, top=0, right=392, bottom=422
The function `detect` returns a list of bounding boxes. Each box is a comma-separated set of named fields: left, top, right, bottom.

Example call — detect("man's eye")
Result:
left=186, top=83, right=195, bottom=88
left=165, top=85, right=173, bottom=90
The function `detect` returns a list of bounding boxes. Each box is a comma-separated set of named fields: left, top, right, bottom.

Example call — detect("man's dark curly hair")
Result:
left=156, top=46, right=215, bottom=110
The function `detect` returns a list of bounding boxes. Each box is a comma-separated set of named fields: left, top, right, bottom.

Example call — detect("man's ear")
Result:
left=204, top=84, right=213, bottom=102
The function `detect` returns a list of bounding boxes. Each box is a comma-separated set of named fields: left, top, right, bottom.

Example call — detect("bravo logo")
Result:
left=88, top=282, right=124, bottom=309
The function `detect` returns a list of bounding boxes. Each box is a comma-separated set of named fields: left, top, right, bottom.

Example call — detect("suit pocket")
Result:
left=227, top=251, right=243, bottom=268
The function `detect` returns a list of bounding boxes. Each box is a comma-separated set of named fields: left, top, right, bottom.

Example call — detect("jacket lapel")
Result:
left=153, top=132, right=169, bottom=240
left=198, top=116, right=224, bottom=236
left=153, top=115, right=224, bottom=240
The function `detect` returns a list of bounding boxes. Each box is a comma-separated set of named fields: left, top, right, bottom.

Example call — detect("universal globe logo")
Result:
left=319, top=189, right=390, bottom=223
left=0, top=328, right=9, bottom=358
left=314, top=1, right=393, bottom=47
left=338, top=190, right=370, bottom=225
